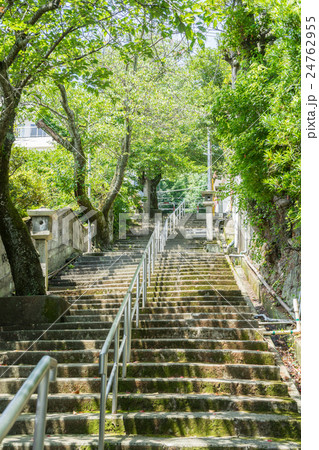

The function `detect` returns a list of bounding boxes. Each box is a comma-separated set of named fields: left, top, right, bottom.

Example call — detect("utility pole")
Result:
left=205, top=129, right=213, bottom=241
left=88, top=152, right=92, bottom=253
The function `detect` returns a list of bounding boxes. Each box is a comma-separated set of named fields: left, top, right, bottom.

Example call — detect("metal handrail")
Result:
left=0, top=356, right=57, bottom=449
left=98, top=199, right=186, bottom=449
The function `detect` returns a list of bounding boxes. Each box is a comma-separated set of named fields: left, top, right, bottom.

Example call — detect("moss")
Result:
left=43, top=297, right=60, bottom=322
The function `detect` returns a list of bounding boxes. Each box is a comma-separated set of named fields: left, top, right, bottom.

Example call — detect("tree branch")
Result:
left=4, top=1, right=62, bottom=68
left=36, top=118, right=74, bottom=152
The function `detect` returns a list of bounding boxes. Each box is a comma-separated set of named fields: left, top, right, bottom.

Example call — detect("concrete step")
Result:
left=0, top=363, right=281, bottom=382
left=0, top=392, right=298, bottom=415
left=1, top=339, right=269, bottom=352
left=0, top=434, right=301, bottom=449
left=68, top=295, right=248, bottom=304
left=0, top=348, right=275, bottom=365
left=0, top=375, right=288, bottom=396
left=70, top=305, right=252, bottom=313
left=17, top=318, right=259, bottom=331
left=65, top=312, right=255, bottom=322
left=5, top=411, right=301, bottom=439
left=0, top=327, right=263, bottom=341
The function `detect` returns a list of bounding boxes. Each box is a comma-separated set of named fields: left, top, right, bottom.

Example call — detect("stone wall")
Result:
left=0, top=207, right=88, bottom=296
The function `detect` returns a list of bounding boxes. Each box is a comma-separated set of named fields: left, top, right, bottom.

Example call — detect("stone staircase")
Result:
left=0, top=228, right=301, bottom=448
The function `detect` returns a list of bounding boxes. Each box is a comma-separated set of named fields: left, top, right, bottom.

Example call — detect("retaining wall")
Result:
left=0, top=207, right=88, bottom=297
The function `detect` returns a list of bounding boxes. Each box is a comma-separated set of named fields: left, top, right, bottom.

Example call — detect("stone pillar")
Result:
left=27, top=208, right=55, bottom=292
left=143, top=178, right=151, bottom=215
left=201, top=191, right=215, bottom=242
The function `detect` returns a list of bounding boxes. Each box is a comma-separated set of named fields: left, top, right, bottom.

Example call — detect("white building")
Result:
left=15, top=120, right=54, bottom=150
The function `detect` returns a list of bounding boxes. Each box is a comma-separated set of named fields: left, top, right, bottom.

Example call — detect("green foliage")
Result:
left=210, top=0, right=300, bottom=246
left=9, top=146, right=75, bottom=217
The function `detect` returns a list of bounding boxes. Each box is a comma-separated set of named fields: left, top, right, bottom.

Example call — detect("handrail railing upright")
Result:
left=0, top=356, right=57, bottom=449
left=98, top=199, right=186, bottom=449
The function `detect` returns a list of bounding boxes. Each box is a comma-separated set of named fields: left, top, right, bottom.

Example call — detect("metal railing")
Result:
left=0, top=356, right=57, bottom=449
left=98, top=199, right=186, bottom=449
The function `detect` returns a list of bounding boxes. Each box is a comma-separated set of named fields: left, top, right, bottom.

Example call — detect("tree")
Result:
left=0, top=0, right=211, bottom=294
left=128, top=50, right=210, bottom=215
left=210, top=0, right=301, bottom=262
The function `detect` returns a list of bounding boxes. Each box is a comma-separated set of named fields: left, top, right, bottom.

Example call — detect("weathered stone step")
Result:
left=0, top=327, right=263, bottom=342
left=52, top=273, right=136, bottom=283
left=135, top=318, right=259, bottom=329
left=0, top=362, right=280, bottom=381
left=0, top=348, right=274, bottom=365
left=74, top=260, right=141, bottom=268
left=6, top=411, right=301, bottom=439
left=0, top=375, right=288, bottom=396
left=71, top=295, right=247, bottom=305
left=148, top=286, right=240, bottom=295
left=150, top=275, right=235, bottom=284
left=48, top=286, right=130, bottom=294
left=149, top=280, right=238, bottom=288
left=49, top=281, right=132, bottom=290
left=0, top=392, right=298, bottom=415
left=70, top=305, right=252, bottom=313
left=151, top=267, right=234, bottom=274
left=65, top=312, right=254, bottom=322
left=1, top=339, right=268, bottom=352
left=60, top=264, right=139, bottom=274
left=0, top=434, right=302, bottom=449
left=1, top=318, right=259, bottom=332
left=150, top=289, right=244, bottom=298
left=155, top=260, right=229, bottom=266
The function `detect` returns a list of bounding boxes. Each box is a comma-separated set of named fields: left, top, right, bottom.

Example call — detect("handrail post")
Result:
left=127, top=292, right=132, bottom=362
left=136, top=274, right=140, bottom=327
left=147, top=247, right=151, bottom=286
left=143, top=257, right=147, bottom=307
left=33, top=371, right=50, bottom=450
left=151, top=239, right=155, bottom=274
left=98, top=355, right=108, bottom=450
left=112, top=326, right=120, bottom=413
left=122, top=303, right=129, bottom=377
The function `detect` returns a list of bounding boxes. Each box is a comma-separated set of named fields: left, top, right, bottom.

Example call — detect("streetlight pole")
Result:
left=206, top=129, right=213, bottom=241
left=88, top=152, right=92, bottom=253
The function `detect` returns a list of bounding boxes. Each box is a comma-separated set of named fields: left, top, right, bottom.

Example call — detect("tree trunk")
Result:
left=139, top=173, right=161, bottom=217
left=37, top=118, right=111, bottom=250
left=150, top=174, right=161, bottom=215
left=0, top=115, right=45, bottom=295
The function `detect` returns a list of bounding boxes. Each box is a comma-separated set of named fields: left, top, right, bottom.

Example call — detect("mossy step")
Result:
left=0, top=348, right=274, bottom=365
left=149, top=289, right=243, bottom=298
left=58, top=267, right=138, bottom=275
left=0, top=376, right=288, bottom=396
left=133, top=327, right=263, bottom=340
left=50, top=292, right=125, bottom=299
left=0, top=339, right=268, bottom=352
left=0, top=327, right=263, bottom=342
left=150, top=278, right=236, bottom=286
left=150, top=272, right=234, bottom=281
left=72, top=297, right=248, bottom=306
left=65, top=312, right=254, bottom=322
left=6, top=411, right=301, bottom=439
left=2, top=318, right=259, bottom=331
left=0, top=433, right=301, bottom=449
left=70, top=305, right=252, bottom=313
left=131, top=318, right=259, bottom=329
left=48, top=287, right=129, bottom=295
left=0, top=393, right=298, bottom=415
left=54, top=272, right=136, bottom=280
left=0, top=362, right=280, bottom=381
left=124, top=362, right=280, bottom=381
left=148, top=285, right=240, bottom=294
left=49, top=280, right=133, bottom=288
